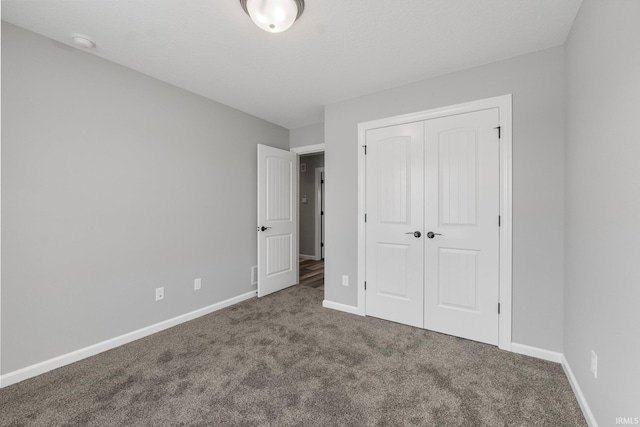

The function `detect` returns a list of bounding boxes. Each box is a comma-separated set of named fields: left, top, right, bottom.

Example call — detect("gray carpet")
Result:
left=0, top=286, right=585, bottom=426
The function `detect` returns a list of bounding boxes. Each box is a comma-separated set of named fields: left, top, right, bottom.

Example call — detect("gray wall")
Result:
left=290, top=123, right=324, bottom=149
left=324, top=47, right=566, bottom=352
left=299, top=154, right=324, bottom=257
left=1, top=23, right=289, bottom=374
left=564, top=0, right=640, bottom=422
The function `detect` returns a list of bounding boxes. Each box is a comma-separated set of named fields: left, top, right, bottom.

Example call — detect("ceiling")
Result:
left=2, top=0, right=582, bottom=129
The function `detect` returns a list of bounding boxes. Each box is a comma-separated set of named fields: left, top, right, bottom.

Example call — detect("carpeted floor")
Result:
left=0, top=286, right=586, bottom=426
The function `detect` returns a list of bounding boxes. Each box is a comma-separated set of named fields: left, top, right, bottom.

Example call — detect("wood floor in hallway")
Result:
left=299, top=258, right=324, bottom=291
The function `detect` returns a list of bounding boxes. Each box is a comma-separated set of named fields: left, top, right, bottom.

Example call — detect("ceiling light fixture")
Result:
left=240, top=0, right=304, bottom=33
left=71, top=33, right=95, bottom=49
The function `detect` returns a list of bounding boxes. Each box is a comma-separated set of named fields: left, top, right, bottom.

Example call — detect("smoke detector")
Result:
left=71, top=34, right=95, bottom=49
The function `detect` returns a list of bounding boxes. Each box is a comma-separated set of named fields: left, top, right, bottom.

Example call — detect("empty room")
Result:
left=1, top=1, right=638, bottom=426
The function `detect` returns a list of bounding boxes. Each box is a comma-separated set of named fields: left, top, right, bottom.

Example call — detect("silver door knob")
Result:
left=405, top=231, right=421, bottom=238
left=426, top=232, right=442, bottom=239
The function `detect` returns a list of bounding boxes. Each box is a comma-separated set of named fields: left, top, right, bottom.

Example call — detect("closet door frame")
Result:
left=356, top=95, right=513, bottom=351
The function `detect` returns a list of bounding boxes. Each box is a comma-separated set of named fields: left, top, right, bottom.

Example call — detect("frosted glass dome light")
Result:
left=240, top=0, right=304, bottom=33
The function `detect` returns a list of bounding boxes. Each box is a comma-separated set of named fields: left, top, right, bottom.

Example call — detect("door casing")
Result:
left=315, top=167, right=325, bottom=261
left=356, top=95, right=513, bottom=351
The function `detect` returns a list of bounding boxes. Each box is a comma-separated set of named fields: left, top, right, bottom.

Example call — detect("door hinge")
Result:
left=494, top=126, right=502, bottom=139
left=321, top=179, right=324, bottom=184
left=498, top=215, right=501, bottom=227
left=498, top=303, right=501, bottom=314
left=321, top=242, right=324, bottom=247
left=364, top=213, right=367, bottom=222
left=321, top=211, right=324, bottom=215
left=364, top=281, right=367, bottom=290
left=362, top=145, right=367, bottom=155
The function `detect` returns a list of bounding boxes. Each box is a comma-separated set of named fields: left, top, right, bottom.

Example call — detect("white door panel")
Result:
left=424, top=108, right=500, bottom=345
left=365, top=122, right=424, bottom=328
left=364, top=109, right=500, bottom=345
left=257, top=144, right=297, bottom=297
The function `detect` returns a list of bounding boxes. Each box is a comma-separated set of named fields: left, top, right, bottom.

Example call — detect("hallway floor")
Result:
left=299, top=258, right=324, bottom=291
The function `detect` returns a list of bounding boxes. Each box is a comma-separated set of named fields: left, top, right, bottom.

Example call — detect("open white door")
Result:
left=257, top=144, right=298, bottom=297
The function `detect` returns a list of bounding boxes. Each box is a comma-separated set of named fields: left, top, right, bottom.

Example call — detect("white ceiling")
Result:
left=2, top=0, right=582, bottom=129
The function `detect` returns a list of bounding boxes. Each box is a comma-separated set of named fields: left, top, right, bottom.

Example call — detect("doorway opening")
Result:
left=291, top=144, right=325, bottom=291
left=298, top=153, right=324, bottom=290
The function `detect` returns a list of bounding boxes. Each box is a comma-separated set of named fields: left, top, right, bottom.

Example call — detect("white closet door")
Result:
left=365, top=122, right=424, bottom=328
left=257, top=144, right=297, bottom=297
left=423, top=108, right=500, bottom=345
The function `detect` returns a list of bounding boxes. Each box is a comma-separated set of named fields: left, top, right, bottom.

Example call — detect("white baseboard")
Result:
left=509, top=345, right=596, bottom=426
left=299, top=254, right=316, bottom=260
left=561, top=355, right=598, bottom=427
left=0, top=290, right=257, bottom=388
left=322, top=300, right=363, bottom=316
left=510, top=343, right=563, bottom=363
left=0, top=294, right=599, bottom=427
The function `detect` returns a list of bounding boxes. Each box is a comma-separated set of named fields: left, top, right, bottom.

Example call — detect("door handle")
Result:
left=426, top=232, right=442, bottom=239
left=405, top=231, right=422, bottom=238
left=259, top=226, right=271, bottom=231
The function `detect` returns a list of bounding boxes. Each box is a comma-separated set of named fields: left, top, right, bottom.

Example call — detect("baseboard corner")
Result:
left=322, top=300, right=363, bottom=316
left=561, top=355, right=599, bottom=427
